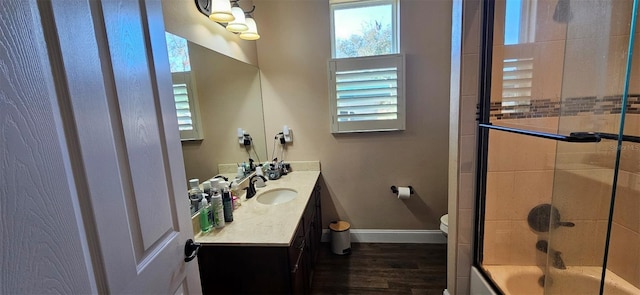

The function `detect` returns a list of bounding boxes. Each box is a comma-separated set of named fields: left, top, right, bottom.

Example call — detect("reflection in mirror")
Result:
left=163, top=32, right=267, bottom=216
left=166, top=33, right=204, bottom=141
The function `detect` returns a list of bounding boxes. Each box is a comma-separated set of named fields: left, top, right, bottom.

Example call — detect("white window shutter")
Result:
left=501, top=57, right=533, bottom=113
left=171, top=72, right=203, bottom=140
left=328, top=54, right=405, bottom=133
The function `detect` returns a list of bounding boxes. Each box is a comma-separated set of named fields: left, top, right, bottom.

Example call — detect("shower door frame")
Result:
left=472, top=0, right=640, bottom=294
left=473, top=0, right=499, bottom=292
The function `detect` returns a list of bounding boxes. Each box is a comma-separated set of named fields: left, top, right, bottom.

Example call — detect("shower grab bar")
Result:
left=480, top=123, right=640, bottom=143
left=584, top=132, right=640, bottom=143
left=479, top=123, right=601, bottom=142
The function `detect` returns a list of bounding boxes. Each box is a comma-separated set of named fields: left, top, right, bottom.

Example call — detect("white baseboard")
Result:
left=321, top=229, right=447, bottom=244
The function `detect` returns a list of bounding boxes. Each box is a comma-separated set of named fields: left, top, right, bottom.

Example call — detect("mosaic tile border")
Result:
left=490, top=95, right=640, bottom=120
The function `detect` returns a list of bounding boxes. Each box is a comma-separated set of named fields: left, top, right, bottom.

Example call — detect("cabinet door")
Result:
left=306, top=217, right=318, bottom=287
left=198, top=246, right=290, bottom=294
left=312, top=184, right=323, bottom=265
left=290, top=222, right=307, bottom=294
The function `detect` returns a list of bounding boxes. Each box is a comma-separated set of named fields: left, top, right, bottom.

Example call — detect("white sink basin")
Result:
left=256, top=188, right=298, bottom=205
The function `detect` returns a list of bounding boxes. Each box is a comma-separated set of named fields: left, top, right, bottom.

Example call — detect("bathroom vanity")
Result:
left=194, top=170, right=322, bottom=294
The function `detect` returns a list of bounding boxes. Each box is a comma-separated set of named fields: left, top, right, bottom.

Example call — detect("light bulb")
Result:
left=226, top=7, right=248, bottom=32
left=239, top=17, right=260, bottom=40
left=209, top=0, right=235, bottom=23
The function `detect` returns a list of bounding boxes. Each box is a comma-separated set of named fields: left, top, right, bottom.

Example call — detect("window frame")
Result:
left=328, top=53, right=405, bottom=133
left=329, top=0, right=399, bottom=59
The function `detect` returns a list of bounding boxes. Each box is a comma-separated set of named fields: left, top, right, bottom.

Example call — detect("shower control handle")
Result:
left=557, top=221, right=575, bottom=227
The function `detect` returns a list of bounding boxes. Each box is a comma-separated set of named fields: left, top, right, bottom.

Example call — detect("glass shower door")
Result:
left=476, top=0, right=639, bottom=294
left=545, top=0, right=639, bottom=294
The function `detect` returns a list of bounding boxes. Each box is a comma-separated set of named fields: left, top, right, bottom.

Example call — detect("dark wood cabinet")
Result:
left=198, top=184, right=322, bottom=294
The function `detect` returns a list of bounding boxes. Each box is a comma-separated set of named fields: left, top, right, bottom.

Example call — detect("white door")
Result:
left=1, top=0, right=202, bottom=293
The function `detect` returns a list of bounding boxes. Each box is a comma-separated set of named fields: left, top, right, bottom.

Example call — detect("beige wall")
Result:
left=181, top=42, right=266, bottom=182
left=254, top=0, right=451, bottom=229
left=162, top=0, right=259, bottom=66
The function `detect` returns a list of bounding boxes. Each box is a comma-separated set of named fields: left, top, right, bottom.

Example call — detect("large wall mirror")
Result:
left=163, top=32, right=268, bottom=187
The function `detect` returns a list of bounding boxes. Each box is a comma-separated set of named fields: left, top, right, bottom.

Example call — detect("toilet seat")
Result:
left=440, top=214, right=448, bottom=236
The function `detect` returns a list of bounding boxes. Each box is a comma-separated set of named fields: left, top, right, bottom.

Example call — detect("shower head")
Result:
left=553, top=0, right=573, bottom=23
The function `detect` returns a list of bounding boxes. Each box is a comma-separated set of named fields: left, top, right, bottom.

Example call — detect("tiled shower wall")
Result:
left=449, top=0, right=481, bottom=294
left=608, top=116, right=640, bottom=288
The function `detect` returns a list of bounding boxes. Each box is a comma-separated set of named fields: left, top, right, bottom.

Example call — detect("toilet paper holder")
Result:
left=390, top=185, right=414, bottom=195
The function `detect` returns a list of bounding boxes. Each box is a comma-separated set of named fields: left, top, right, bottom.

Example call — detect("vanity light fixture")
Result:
left=239, top=13, right=260, bottom=40
left=226, top=1, right=248, bottom=32
left=194, top=0, right=260, bottom=40
left=209, top=0, right=234, bottom=22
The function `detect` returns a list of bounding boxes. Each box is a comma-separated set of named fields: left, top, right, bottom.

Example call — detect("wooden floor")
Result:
left=310, top=243, right=447, bottom=295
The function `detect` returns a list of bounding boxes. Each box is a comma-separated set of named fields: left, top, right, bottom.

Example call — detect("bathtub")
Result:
left=483, top=265, right=639, bottom=295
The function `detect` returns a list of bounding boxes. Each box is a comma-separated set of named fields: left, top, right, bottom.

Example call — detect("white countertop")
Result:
left=194, top=170, right=320, bottom=246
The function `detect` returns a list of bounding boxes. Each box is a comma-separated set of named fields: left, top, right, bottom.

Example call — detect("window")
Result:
left=504, top=0, right=537, bottom=45
left=165, top=32, right=203, bottom=140
left=330, top=0, right=398, bottom=58
left=329, top=0, right=403, bottom=133
left=171, top=72, right=202, bottom=140
left=328, top=54, right=405, bottom=133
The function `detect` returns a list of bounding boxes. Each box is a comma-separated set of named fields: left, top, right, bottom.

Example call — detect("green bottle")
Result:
left=199, top=199, right=212, bottom=233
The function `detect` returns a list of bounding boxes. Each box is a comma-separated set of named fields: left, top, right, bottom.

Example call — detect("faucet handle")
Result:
left=536, top=240, right=548, bottom=253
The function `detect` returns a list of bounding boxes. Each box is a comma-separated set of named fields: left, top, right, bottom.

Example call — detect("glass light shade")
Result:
left=209, top=0, right=235, bottom=23
left=239, top=17, right=260, bottom=40
left=226, top=7, right=248, bottom=32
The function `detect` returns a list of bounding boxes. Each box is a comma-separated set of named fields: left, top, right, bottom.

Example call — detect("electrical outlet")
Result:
left=237, top=128, right=245, bottom=144
left=283, top=125, right=293, bottom=143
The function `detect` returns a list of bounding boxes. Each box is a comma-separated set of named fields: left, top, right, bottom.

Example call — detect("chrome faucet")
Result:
left=245, top=175, right=267, bottom=199
left=536, top=240, right=566, bottom=270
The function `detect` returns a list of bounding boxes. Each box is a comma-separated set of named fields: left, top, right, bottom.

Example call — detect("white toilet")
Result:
left=440, top=214, right=448, bottom=237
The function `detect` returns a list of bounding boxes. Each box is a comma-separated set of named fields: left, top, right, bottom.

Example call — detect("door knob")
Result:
left=184, top=239, right=201, bottom=262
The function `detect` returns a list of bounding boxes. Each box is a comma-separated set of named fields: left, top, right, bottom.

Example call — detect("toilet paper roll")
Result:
left=397, top=186, right=411, bottom=199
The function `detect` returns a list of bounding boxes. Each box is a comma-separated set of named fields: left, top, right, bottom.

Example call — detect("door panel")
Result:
left=46, top=0, right=201, bottom=293
left=101, top=0, right=175, bottom=253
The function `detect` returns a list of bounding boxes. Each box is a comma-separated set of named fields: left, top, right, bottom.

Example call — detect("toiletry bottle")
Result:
left=210, top=189, right=225, bottom=228
left=199, top=199, right=212, bottom=233
left=236, top=166, right=245, bottom=179
left=222, top=188, right=234, bottom=222
left=202, top=181, right=212, bottom=203
left=230, top=180, right=242, bottom=208
left=188, top=179, right=202, bottom=197
left=188, top=179, right=204, bottom=215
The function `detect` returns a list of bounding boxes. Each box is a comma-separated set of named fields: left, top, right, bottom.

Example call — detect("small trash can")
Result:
left=329, top=221, right=351, bottom=255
